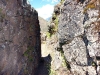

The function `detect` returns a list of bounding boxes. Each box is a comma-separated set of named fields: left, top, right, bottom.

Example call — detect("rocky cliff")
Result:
left=0, top=0, right=41, bottom=75
left=57, top=0, right=100, bottom=74
left=46, top=0, right=100, bottom=75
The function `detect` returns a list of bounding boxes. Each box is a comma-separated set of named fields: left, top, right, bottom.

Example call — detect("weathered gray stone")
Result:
left=63, top=37, right=87, bottom=66
left=53, top=51, right=63, bottom=70
left=58, top=0, right=84, bottom=43
left=57, top=0, right=100, bottom=74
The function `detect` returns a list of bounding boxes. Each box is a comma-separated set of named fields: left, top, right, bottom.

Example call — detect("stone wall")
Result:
left=0, top=0, right=41, bottom=75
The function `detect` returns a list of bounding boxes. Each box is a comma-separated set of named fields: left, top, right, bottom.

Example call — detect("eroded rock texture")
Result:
left=0, top=0, right=41, bottom=75
left=57, top=0, right=100, bottom=74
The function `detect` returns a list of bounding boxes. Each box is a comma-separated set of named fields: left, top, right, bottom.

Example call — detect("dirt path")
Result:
left=35, top=43, right=52, bottom=75
left=35, top=56, right=51, bottom=75
left=41, top=44, right=52, bottom=57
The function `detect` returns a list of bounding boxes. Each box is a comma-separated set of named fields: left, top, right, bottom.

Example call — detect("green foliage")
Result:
left=46, top=63, right=57, bottom=75
left=92, top=61, right=97, bottom=66
left=47, top=25, right=54, bottom=37
left=57, top=42, right=71, bottom=70
left=60, top=50, right=71, bottom=69
left=47, top=13, right=59, bottom=37
left=47, top=1, right=61, bottom=37
left=46, top=32, right=51, bottom=38
left=62, top=55, right=71, bottom=69
left=54, top=16, right=58, bottom=32
left=52, top=14, right=57, bottom=21
left=60, top=0, right=65, bottom=4
left=91, top=61, right=97, bottom=69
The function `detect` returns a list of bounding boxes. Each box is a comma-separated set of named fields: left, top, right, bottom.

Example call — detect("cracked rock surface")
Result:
left=57, top=0, right=100, bottom=74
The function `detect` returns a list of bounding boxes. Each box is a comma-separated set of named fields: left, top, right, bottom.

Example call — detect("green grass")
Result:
left=46, top=32, right=51, bottom=38
left=49, top=69, right=57, bottom=75
left=57, top=42, right=71, bottom=70
left=54, top=16, right=58, bottom=32
left=46, top=64, right=57, bottom=75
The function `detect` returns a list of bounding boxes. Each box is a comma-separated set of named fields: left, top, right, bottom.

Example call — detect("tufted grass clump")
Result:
left=49, top=69, right=57, bottom=75
left=46, top=63, right=57, bottom=75
left=56, top=42, right=71, bottom=70
left=60, top=49, right=71, bottom=70
left=46, top=1, right=61, bottom=37
left=47, top=25, right=55, bottom=37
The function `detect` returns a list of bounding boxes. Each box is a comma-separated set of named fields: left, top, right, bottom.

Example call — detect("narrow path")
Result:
left=35, top=55, right=52, bottom=75
left=35, top=43, right=52, bottom=75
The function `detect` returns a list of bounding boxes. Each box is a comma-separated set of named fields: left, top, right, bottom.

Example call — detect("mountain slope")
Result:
left=39, top=17, right=49, bottom=33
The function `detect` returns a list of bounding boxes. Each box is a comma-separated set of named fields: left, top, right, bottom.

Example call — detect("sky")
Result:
left=28, top=0, right=60, bottom=20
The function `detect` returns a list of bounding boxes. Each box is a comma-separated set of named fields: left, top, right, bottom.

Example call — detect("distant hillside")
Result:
left=46, top=17, right=51, bottom=21
left=39, top=17, right=49, bottom=33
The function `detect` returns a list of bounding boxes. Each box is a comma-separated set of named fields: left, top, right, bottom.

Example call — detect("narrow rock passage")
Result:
left=35, top=43, right=52, bottom=75
left=35, top=55, right=52, bottom=75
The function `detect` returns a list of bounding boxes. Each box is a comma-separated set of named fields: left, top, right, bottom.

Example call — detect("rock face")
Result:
left=57, top=0, right=100, bottom=74
left=0, top=0, right=41, bottom=75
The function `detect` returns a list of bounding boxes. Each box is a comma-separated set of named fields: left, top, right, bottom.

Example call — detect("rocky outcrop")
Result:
left=57, top=0, right=100, bottom=74
left=0, top=0, right=41, bottom=75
